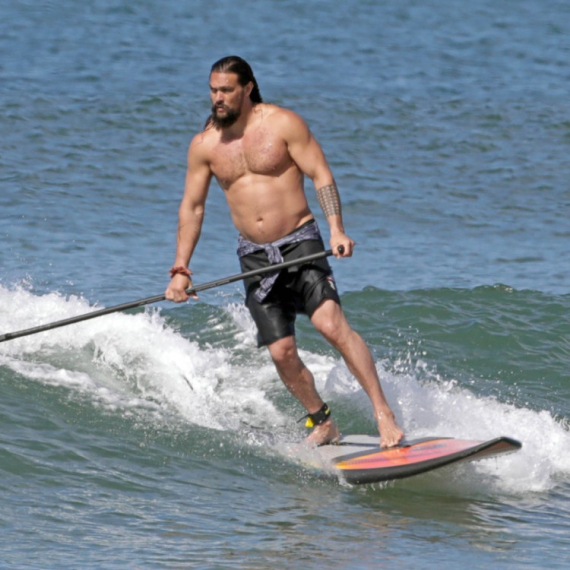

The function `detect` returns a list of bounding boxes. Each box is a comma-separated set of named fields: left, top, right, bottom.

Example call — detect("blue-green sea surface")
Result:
left=1, top=1, right=570, bottom=568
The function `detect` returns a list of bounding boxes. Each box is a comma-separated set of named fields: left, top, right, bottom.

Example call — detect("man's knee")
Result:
left=312, top=300, right=350, bottom=344
left=267, top=336, right=299, bottom=366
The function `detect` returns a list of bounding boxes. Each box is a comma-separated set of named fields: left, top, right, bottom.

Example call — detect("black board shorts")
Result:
left=239, top=238, right=341, bottom=347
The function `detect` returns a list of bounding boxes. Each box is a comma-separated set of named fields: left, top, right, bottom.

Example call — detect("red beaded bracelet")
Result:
left=169, top=266, right=193, bottom=278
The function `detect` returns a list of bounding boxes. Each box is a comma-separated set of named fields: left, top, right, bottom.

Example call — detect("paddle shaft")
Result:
left=0, top=248, right=337, bottom=343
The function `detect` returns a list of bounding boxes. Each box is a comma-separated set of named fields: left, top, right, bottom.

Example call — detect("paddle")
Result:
left=0, top=248, right=340, bottom=343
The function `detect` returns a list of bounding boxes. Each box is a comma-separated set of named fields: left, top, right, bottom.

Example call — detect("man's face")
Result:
left=209, top=72, right=248, bottom=128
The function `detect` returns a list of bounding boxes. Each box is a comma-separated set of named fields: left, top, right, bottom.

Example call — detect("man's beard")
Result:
left=211, top=104, right=241, bottom=128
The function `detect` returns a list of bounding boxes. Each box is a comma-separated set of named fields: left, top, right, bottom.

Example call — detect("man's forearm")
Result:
left=316, top=181, right=341, bottom=217
left=173, top=209, right=204, bottom=267
left=316, top=181, right=344, bottom=234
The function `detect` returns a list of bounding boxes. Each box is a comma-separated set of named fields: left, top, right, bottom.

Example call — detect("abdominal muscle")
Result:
left=222, top=169, right=314, bottom=244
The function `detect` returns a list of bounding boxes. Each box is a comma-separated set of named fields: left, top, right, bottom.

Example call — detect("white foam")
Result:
left=334, top=357, right=570, bottom=494
left=2, top=284, right=568, bottom=494
left=0, top=285, right=232, bottom=429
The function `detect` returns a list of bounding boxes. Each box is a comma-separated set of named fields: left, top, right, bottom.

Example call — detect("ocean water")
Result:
left=1, top=0, right=570, bottom=568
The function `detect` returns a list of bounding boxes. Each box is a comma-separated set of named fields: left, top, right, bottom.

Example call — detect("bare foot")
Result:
left=305, top=418, right=340, bottom=446
left=377, top=412, right=404, bottom=448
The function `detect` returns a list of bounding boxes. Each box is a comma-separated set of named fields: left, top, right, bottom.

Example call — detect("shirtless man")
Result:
left=165, top=56, right=404, bottom=448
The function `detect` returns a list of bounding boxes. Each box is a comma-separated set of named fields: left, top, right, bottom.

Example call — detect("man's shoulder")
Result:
left=258, top=103, right=304, bottom=121
left=256, top=103, right=309, bottom=135
left=185, top=127, right=218, bottom=169
left=189, top=125, right=217, bottom=153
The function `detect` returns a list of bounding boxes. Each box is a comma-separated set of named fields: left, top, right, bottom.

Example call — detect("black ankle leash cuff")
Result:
left=298, top=403, right=331, bottom=428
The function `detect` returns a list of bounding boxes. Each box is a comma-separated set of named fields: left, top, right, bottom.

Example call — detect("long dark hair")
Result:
left=211, top=56, right=262, bottom=103
left=204, top=56, right=262, bottom=128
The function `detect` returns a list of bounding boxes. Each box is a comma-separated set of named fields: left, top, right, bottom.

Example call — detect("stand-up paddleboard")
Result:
left=305, top=435, right=522, bottom=484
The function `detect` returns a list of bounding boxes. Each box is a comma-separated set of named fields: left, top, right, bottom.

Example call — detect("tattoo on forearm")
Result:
left=316, top=182, right=342, bottom=218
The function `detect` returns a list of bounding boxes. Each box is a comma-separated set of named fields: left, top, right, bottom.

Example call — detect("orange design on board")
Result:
left=336, top=439, right=482, bottom=470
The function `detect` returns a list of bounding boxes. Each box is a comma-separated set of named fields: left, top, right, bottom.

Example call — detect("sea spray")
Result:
left=2, top=284, right=569, bottom=496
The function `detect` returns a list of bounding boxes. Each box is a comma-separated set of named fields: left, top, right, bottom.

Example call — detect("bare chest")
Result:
left=209, top=129, right=290, bottom=188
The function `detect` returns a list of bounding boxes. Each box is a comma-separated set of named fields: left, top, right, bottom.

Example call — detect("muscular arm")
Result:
left=282, top=111, right=354, bottom=256
left=316, top=182, right=341, bottom=219
left=165, top=134, right=212, bottom=302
